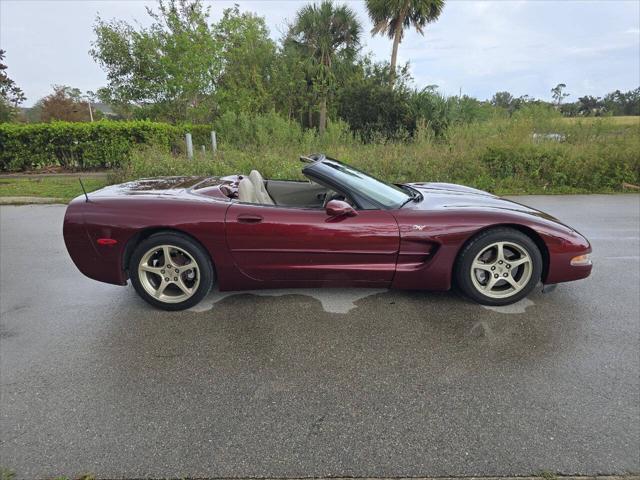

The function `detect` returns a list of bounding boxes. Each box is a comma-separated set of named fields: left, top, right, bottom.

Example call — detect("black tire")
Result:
left=129, top=232, right=214, bottom=311
left=454, top=227, right=542, bottom=306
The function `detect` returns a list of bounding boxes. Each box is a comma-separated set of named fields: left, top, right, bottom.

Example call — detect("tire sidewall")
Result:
left=130, top=233, right=214, bottom=311
left=455, top=228, right=542, bottom=306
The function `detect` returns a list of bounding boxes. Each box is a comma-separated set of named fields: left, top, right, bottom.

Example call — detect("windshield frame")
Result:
left=302, top=157, right=413, bottom=210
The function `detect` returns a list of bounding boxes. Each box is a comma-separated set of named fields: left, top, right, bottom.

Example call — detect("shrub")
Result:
left=0, top=121, right=179, bottom=170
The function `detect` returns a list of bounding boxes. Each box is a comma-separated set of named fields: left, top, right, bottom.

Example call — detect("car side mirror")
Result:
left=325, top=199, right=357, bottom=217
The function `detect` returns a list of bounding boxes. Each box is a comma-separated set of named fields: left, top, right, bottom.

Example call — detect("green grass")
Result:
left=562, top=115, right=640, bottom=126
left=110, top=114, right=640, bottom=196
left=0, top=176, right=108, bottom=202
left=1, top=114, right=639, bottom=202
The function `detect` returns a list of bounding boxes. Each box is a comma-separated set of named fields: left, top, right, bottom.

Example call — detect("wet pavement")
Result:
left=1, top=195, right=638, bottom=479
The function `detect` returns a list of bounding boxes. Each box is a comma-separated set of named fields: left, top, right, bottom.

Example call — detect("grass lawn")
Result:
left=0, top=176, right=109, bottom=203
left=561, top=115, right=640, bottom=125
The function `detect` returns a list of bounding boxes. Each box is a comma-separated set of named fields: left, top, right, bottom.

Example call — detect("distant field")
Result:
left=562, top=115, right=640, bottom=125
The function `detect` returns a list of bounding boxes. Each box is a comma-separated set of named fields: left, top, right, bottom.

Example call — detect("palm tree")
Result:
left=289, top=1, right=361, bottom=134
left=366, top=0, right=444, bottom=83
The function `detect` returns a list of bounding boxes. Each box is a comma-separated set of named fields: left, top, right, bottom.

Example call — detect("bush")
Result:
left=0, top=121, right=180, bottom=170
left=110, top=114, right=640, bottom=195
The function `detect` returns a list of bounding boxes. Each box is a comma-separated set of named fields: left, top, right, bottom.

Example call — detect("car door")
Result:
left=224, top=202, right=399, bottom=284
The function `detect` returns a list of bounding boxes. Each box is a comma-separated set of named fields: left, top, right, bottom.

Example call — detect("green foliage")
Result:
left=91, top=0, right=222, bottom=123
left=0, top=176, right=108, bottom=202
left=366, top=0, right=445, bottom=81
left=0, top=49, right=26, bottom=122
left=338, top=61, right=415, bottom=141
left=0, top=121, right=178, bottom=170
left=108, top=114, right=639, bottom=195
left=287, top=0, right=361, bottom=134
left=215, top=6, right=277, bottom=115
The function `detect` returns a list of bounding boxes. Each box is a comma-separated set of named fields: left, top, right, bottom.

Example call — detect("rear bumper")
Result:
left=63, top=198, right=128, bottom=286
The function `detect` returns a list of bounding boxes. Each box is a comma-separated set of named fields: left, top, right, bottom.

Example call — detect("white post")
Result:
left=185, top=133, right=193, bottom=159
left=201, top=145, right=205, bottom=153
left=211, top=131, right=217, bottom=153
left=88, top=100, right=94, bottom=122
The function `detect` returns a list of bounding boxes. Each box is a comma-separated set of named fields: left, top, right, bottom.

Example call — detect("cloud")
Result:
left=1, top=0, right=638, bottom=105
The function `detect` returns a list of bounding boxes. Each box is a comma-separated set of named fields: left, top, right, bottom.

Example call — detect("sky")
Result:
left=1, top=0, right=639, bottom=107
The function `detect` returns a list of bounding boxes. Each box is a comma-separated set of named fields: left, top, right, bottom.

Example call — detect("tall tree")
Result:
left=288, top=0, right=361, bottom=134
left=91, top=0, right=222, bottom=123
left=551, top=83, right=569, bottom=107
left=215, top=6, right=277, bottom=114
left=0, top=49, right=26, bottom=122
left=366, top=0, right=444, bottom=83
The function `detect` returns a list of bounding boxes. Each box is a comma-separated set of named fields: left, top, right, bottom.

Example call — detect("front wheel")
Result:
left=455, top=228, right=542, bottom=306
left=130, top=233, right=214, bottom=311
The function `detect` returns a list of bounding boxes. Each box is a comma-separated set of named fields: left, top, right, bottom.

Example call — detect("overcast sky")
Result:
left=1, top=0, right=638, bottom=107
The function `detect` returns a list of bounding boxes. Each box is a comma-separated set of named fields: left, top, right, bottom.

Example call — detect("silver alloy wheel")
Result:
left=470, top=241, right=533, bottom=299
left=137, top=244, right=200, bottom=304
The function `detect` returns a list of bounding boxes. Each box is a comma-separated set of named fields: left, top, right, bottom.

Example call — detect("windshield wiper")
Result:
left=399, top=185, right=423, bottom=206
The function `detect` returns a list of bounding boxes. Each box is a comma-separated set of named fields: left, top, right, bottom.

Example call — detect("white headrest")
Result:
left=249, top=170, right=274, bottom=205
left=238, top=177, right=258, bottom=203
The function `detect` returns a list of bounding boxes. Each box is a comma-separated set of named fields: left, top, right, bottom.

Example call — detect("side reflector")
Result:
left=570, top=254, right=592, bottom=266
left=97, top=238, right=118, bottom=246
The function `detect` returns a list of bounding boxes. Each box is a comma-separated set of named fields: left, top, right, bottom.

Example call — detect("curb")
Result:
left=0, top=196, right=65, bottom=205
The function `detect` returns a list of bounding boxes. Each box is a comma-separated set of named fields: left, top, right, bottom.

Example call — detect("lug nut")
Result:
left=161, top=269, right=165, bottom=274
left=498, top=260, right=503, bottom=264
left=503, top=273, right=508, bottom=277
left=175, top=269, right=179, bottom=273
left=174, top=277, right=178, bottom=281
left=491, top=266, right=496, bottom=271
left=506, top=264, right=511, bottom=269
left=165, top=277, right=170, bottom=281
left=494, top=274, right=499, bottom=278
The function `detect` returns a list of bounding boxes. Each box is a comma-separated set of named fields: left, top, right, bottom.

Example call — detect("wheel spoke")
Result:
left=140, top=264, right=162, bottom=275
left=175, top=278, right=192, bottom=296
left=177, top=262, right=196, bottom=273
left=162, top=246, right=172, bottom=266
left=504, top=275, right=521, bottom=291
left=472, top=261, right=493, bottom=272
left=496, top=242, right=505, bottom=262
left=510, top=256, right=530, bottom=268
left=483, top=275, right=499, bottom=291
left=154, top=279, right=169, bottom=297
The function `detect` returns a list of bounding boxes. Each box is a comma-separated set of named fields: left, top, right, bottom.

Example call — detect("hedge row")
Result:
left=0, top=113, right=319, bottom=171
left=0, top=121, right=216, bottom=171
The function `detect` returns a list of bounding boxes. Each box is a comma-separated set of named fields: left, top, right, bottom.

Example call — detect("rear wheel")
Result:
left=455, top=228, right=542, bottom=306
left=130, top=233, right=214, bottom=311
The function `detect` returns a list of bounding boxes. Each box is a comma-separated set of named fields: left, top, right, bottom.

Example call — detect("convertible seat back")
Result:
left=249, top=170, right=275, bottom=205
left=238, top=178, right=259, bottom=203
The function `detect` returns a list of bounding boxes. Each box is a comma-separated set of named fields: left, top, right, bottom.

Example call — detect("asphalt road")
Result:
left=1, top=195, right=639, bottom=479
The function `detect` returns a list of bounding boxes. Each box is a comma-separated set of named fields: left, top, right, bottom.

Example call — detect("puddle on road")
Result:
left=190, top=287, right=538, bottom=315
left=189, top=288, right=388, bottom=314
left=481, top=297, right=535, bottom=314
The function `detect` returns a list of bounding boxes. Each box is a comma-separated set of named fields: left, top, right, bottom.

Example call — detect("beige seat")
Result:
left=238, top=178, right=259, bottom=203
left=249, top=170, right=275, bottom=205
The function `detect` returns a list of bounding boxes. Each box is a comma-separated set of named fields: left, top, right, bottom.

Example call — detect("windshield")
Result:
left=321, top=160, right=411, bottom=208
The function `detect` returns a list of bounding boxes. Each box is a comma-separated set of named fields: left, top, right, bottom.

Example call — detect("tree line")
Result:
left=1, top=0, right=638, bottom=141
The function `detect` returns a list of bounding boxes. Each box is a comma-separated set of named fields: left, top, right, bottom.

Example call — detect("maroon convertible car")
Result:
left=63, top=154, right=592, bottom=311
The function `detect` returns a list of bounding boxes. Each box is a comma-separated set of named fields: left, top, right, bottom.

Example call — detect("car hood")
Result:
left=405, top=182, right=569, bottom=226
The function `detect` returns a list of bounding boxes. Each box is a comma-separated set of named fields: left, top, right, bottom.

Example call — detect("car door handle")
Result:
left=237, top=214, right=263, bottom=224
